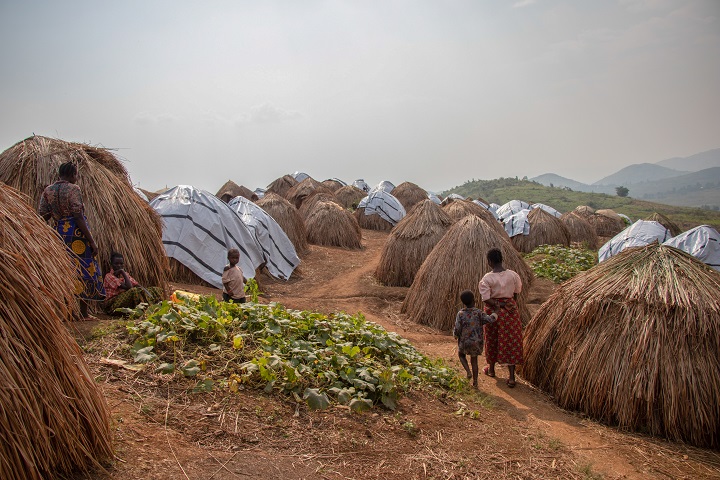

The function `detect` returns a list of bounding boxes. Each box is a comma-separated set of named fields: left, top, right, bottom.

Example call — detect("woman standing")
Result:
left=479, top=248, right=523, bottom=388
left=39, top=162, right=105, bottom=319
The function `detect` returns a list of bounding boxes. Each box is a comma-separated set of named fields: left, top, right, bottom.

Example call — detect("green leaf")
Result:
left=303, top=388, right=331, bottom=410
left=349, top=397, right=373, bottom=413
left=182, top=360, right=201, bottom=377
left=381, top=392, right=398, bottom=410
left=155, top=362, right=175, bottom=374
left=193, top=379, right=214, bottom=392
left=134, top=346, right=157, bottom=363
left=233, top=334, right=244, bottom=349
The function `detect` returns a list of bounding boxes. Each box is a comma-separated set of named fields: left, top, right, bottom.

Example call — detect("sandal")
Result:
left=506, top=379, right=516, bottom=388
left=483, top=366, right=495, bottom=378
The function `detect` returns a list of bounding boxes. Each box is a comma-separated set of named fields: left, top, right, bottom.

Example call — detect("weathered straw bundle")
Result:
left=587, top=211, right=625, bottom=236
left=645, top=212, right=681, bottom=237
left=298, top=191, right=340, bottom=221
left=573, top=205, right=595, bottom=218
left=0, top=184, right=113, bottom=479
left=139, top=187, right=160, bottom=202
left=375, top=200, right=454, bottom=287
left=511, top=208, right=571, bottom=253
left=266, top=174, right=298, bottom=198
left=560, top=212, right=599, bottom=249
left=442, top=199, right=507, bottom=237
left=285, top=178, right=333, bottom=208
left=401, top=215, right=534, bottom=330
left=305, top=200, right=362, bottom=249
left=391, top=181, right=428, bottom=211
left=523, top=244, right=720, bottom=447
left=321, top=179, right=345, bottom=192
left=334, top=185, right=366, bottom=209
left=0, top=135, right=169, bottom=290
left=353, top=207, right=394, bottom=231
left=216, top=180, right=258, bottom=203
left=256, top=193, right=309, bottom=255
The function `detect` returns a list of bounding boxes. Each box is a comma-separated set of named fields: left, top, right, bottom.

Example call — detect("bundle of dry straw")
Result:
left=298, top=191, right=340, bottom=221
left=266, top=174, right=298, bottom=198
left=391, top=181, right=428, bottom=211
left=587, top=212, right=625, bottom=237
left=523, top=244, right=720, bottom=447
left=215, top=180, right=258, bottom=203
left=442, top=199, right=507, bottom=237
left=353, top=207, right=394, bottom=231
left=334, top=185, right=366, bottom=209
left=256, top=193, right=309, bottom=255
left=285, top=177, right=332, bottom=208
left=321, top=179, right=345, bottom=192
left=0, top=135, right=169, bottom=290
left=573, top=205, right=595, bottom=218
left=645, top=212, right=681, bottom=237
left=401, top=215, right=534, bottom=330
left=375, top=200, right=454, bottom=287
left=0, top=184, right=113, bottom=479
left=511, top=208, right=571, bottom=253
left=560, top=212, right=599, bottom=249
left=306, top=200, right=362, bottom=249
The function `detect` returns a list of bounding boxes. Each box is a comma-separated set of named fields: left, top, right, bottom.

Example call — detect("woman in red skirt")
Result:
left=478, top=248, right=523, bottom=388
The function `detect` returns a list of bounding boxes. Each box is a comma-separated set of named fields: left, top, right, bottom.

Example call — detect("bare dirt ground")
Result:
left=73, top=229, right=720, bottom=480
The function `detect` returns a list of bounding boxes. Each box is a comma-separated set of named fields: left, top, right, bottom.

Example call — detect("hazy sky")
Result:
left=1, top=0, right=718, bottom=193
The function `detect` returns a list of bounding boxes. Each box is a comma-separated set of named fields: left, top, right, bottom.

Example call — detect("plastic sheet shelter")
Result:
left=599, top=220, right=672, bottom=263
left=664, top=225, right=720, bottom=272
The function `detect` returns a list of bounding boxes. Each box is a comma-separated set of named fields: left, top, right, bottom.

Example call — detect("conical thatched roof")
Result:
left=560, top=212, right=599, bottom=249
left=286, top=177, right=333, bottom=208
left=511, top=208, right=571, bottom=253
left=139, top=187, right=160, bottom=202
left=573, top=205, right=595, bottom=218
left=266, top=174, right=298, bottom=198
left=354, top=207, right=394, bottom=231
left=401, top=216, right=534, bottom=330
left=442, top=199, right=507, bottom=237
left=391, top=182, right=428, bottom=211
left=216, top=180, right=258, bottom=203
left=298, top=191, right=340, bottom=221
left=645, top=212, right=681, bottom=237
left=335, top=185, right=366, bottom=209
left=321, top=179, right=345, bottom=192
left=587, top=211, right=626, bottom=237
left=524, top=244, right=720, bottom=447
left=256, top=193, right=309, bottom=256
left=375, top=200, right=454, bottom=287
left=0, top=135, right=169, bottom=290
left=0, top=184, right=113, bottom=478
left=305, top=200, right=362, bottom=249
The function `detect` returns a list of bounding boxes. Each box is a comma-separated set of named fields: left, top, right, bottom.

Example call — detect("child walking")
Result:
left=222, top=248, right=247, bottom=303
left=454, top=290, right=498, bottom=388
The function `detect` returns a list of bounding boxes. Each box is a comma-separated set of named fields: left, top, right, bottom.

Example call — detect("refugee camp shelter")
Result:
left=355, top=190, right=406, bottom=230
left=511, top=208, right=571, bottom=253
left=561, top=212, right=600, bottom=249
left=286, top=177, right=333, bottom=209
left=255, top=193, right=309, bottom=255
left=598, top=220, right=671, bottom=262
left=266, top=174, right=298, bottom=198
left=373, top=180, right=396, bottom=193
left=305, top=200, right=362, bottom=249
left=645, top=212, right=681, bottom=237
left=352, top=179, right=370, bottom=192
left=663, top=225, right=720, bottom=272
left=216, top=180, right=258, bottom=203
left=292, top=171, right=310, bottom=182
left=391, top=181, right=429, bottom=211
left=335, top=185, right=366, bottom=209
left=496, top=200, right=531, bottom=223
left=531, top=203, right=562, bottom=218
left=442, top=199, right=507, bottom=237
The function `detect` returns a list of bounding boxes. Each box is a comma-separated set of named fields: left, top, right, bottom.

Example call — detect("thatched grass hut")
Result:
left=573, top=205, right=595, bottom=218
left=523, top=244, right=720, bottom=447
left=354, top=207, right=394, bottom=231
left=216, top=180, right=258, bottom=203
left=266, top=174, right=298, bottom=198
left=286, top=178, right=333, bottom=208
left=645, top=212, right=681, bottom=237
left=401, top=216, right=534, bottom=330
left=391, top=181, right=428, bottom=211
left=305, top=200, right=362, bottom=249
left=335, top=185, right=366, bottom=209
left=0, top=184, right=113, bottom=478
left=375, top=200, right=454, bottom=287
left=442, top=199, right=507, bottom=237
left=587, top=211, right=626, bottom=237
left=256, top=193, right=309, bottom=255
left=511, top=208, right=571, bottom=253
left=321, top=178, right=345, bottom=192
left=0, top=135, right=169, bottom=290
left=298, top=191, right=340, bottom=221
left=139, top=187, right=160, bottom=202
left=560, top=212, right=599, bottom=249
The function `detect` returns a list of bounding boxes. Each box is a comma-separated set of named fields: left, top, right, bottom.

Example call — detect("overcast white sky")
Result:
left=1, top=0, right=718, bottom=193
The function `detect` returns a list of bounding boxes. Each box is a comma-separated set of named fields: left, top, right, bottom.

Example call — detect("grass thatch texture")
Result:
left=401, top=215, right=533, bottom=330
left=334, top=185, right=366, bottom=209
left=353, top=207, right=394, bottom=231
left=511, top=208, right=571, bottom=253
left=285, top=178, right=333, bottom=209
left=216, top=180, right=258, bottom=203
left=442, top=199, right=507, bottom=237
left=298, top=191, right=340, bottom=221
left=0, top=184, right=113, bottom=479
left=645, top=212, right=681, bottom=237
left=391, top=181, right=428, bottom=211
left=306, top=200, right=362, bottom=249
left=375, top=200, right=454, bottom=286
left=139, top=188, right=160, bottom=202
left=169, top=258, right=215, bottom=287
left=0, top=135, right=169, bottom=291
left=573, top=205, right=595, bottom=218
left=560, top=212, right=599, bottom=249
left=266, top=174, right=298, bottom=198
left=587, top=212, right=626, bottom=236
left=321, top=179, right=345, bottom=192
left=523, top=244, right=720, bottom=447
left=256, top=193, right=309, bottom=255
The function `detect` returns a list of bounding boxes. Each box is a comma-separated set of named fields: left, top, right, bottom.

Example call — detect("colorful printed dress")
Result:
left=103, top=271, right=162, bottom=313
left=479, top=269, right=523, bottom=365
left=38, top=180, right=105, bottom=301
left=454, top=307, right=497, bottom=356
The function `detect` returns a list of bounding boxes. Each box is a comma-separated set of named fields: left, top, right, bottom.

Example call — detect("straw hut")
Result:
left=266, top=174, right=298, bottom=198
left=335, top=185, right=366, bottom=209
left=523, top=244, right=720, bottom=447
left=401, top=216, right=533, bottom=330
left=587, top=211, right=626, bottom=237
left=256, top=193, right=309, bottom=255
left=645, top=212, right=681, bottom=237
left=354, top=207, right=394, bottom=231
left=216, top=180, right=258, bottom=203
left=305, top=200, right=362, bottom=249
left=0, top=135, right=169, bottom=290
left=298, top=191, right=340, bottom=221
left=286, top=177, right=333, bottom=208
left=511, top=208, right=571, bottom=253
left=391, top=181, right=429, bottom=211
left=560, top=212, right=599, bottom=249
left=573, top=205, right=595, bottom=218
left=375, top=200, right=454, bottom=287
left=0, top=184, right=113, bottom=479
left=139, top=187, right=160, bottom=202
left=442, top=199, right=507, bottom=237
left=321, top=178, right=345, bottom=192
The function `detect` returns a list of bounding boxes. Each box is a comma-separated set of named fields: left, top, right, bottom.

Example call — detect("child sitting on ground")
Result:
left=454, top=290, right=498, bottom=388
left=222, top=248, right=247, bottom=303
left=103, top=252, right=163, bottom=314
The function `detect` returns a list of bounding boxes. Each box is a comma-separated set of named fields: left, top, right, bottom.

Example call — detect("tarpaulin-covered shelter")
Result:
left=373, top=180, right=395, bottom=193
left=496, top=200, right=530, bottom=223
left=216, top=180, right=258, bottom=203
left=598, top=220, right=671, bottom=262
left=440, top=193, right=465, bottom=206
left=531, top=203, right=562, bottom=218
left=255, top=193, right=308, bottom=255
left=353, top=179, right=370, bottom=192
left=292, top=171, right=310, bottom=182
left=356, top=190, right=406, bottom=228
left=664, top=225, right=720, bottom=272
left=645, top=212, right=681, bottom=237
left=503, top=209, right=531, bottom=238
left=511, top=208, right=571, bottom=253
left=427, top=191, right=442, bottom=204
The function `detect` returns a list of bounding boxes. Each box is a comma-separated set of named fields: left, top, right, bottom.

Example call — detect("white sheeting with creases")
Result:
left=496, top=200, right=531, bottom=222
left=503, top=209, right=531, bottom=237
left=598, top=220, right=671, bottom=262
left=358, top=190, right=406, bottom=225
left=531, top=203, right=561, bottom=218
left=353, top=179, right=370, bottom=192
left=663, top=225, right=720, bottom=271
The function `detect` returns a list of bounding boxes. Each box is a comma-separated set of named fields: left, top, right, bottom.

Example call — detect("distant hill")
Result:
left=656, top=148, right=720, bottom=172
left=629, top=167, right=720, bottom=208
left=530, top=173, right=614, bottom=194
left=593, top=163, right=689, bottom=186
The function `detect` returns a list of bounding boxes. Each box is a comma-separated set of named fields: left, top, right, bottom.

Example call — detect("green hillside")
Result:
left=443, top=178, right=720, bottom=230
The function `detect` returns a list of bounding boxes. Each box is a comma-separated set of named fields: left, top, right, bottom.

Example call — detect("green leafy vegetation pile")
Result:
left=121, top=295, right=460, bottom=412
left=524, top=244, right=597, bottom=283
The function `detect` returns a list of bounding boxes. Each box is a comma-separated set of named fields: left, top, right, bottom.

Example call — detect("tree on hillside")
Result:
left=616, top=186, right=629, bottom=197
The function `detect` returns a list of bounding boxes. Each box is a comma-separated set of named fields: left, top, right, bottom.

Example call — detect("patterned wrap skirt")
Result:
left=57, top=215, right=106, bottom=301
left=103, top=286, right=163, bottom=314
left=483, top=298, right=523, bottom=365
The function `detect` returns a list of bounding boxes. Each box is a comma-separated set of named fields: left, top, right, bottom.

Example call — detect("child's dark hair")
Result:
left=487, top=248, right=503, bottom=264
left=460, top=290, right=474, bottom=307
left=228, top=248, right=240, bottom=255
left=58, top=162, right=77, bottom=178
left=110, top=252, right=123, bottom=262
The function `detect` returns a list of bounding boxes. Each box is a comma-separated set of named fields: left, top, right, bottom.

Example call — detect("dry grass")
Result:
left=442, top=199, right=507, bottom=237
left=321, top=179, right=345, bottom=192
left=391, top=181, right=428, bottom=211
left=573, top=205, right=595, bottom=218
left=375, top=200, right=454, bottom=287
left=511, top=208, right=571, bottom=253
left=297, top=191, right=340, bottom=221
left=305, top=200, right=362, bottom=249
left=560, top=212, right=599, bottom=250
left=586, top=212, right=625, bottom=237
left=0, top=183, right=113, bottom=479
left=285, top=178, right=333, bottom=209
left=401, top=215, right=534, bottom=330
left=265, top=174, right=298, bottom=198
left=215, top=180, right=258, bottom=203
left=334, top=185, right=366, bottom=209
left=354, top=207, right=394, bottom=231
left=523, top=244, right=720, bottom=448
left=645, top=212, right=681, bottom=236
left=256, top=193, right=309, bottom=256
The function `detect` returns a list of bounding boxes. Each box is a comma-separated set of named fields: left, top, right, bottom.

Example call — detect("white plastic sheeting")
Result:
left=618, top=213, right=632, bottom=225
left=496, top=200, right=531, bottom=223
left=663, top=225, right=720, bottom=271
left=253, top=188, right=266, bottom=199
left=358, top=190, right=406, bottom=225
left=503, top=209, right=531, bottom=238
left=473, top=200, right=500, bottom=219
left=427, top=191, right=441, bottom=204
left=150, top=186, right=265, bottom=288
left=228, top=196, right=300, bottom=280
left=292, top=172, right=310, bottom=182
left=489, top=203, right=500, bottom=215
left=598, top=220, right=672, bottom=263
left=372, top=180, right=396, bottom=193
left=326, top=178, right=347, bottom=186
left=441, top=193, right=465, bottom=205
left=531, top=203, right=561, bottom=218
left=352, top=179, right=370, bottom=192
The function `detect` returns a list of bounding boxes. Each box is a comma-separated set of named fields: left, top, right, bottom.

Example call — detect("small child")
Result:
left=454, top=290, right=498, bottom=388
left=102, top=252, right=163, bottom=314
left=222, top=248, right=247, bottom=303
